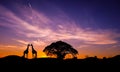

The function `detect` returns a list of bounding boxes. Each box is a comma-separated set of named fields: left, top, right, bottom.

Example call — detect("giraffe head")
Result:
left=30, top=44, right=33, bottom=46
left=28, top=44, right=31, bottom=46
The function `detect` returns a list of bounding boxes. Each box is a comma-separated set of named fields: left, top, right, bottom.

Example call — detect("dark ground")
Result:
left=0, top=55, right=120, bottom=71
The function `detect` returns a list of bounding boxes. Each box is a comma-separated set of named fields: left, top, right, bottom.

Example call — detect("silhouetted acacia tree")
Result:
left=43, top=41, right=78, bottom=59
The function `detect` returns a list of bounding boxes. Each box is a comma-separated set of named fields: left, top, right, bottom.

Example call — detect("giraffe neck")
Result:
left=32, top=47, right=35, bottom=51
left=26, top=47, right=29, bottom=50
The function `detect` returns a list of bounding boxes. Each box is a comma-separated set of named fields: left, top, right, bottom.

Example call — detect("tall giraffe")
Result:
left=23, top=44, right=30, bottom=58
left=31, top=44, right=37, bottom=58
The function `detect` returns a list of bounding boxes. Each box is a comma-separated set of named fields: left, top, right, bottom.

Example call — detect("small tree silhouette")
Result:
left=43, top=41, right=78, bottom=59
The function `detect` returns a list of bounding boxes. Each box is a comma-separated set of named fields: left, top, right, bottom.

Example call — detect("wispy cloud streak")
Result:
left=0, top=4, right=119, bottom=46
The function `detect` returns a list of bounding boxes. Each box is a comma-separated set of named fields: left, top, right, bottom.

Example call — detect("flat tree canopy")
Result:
left=43, top=41, right=78, bottom=59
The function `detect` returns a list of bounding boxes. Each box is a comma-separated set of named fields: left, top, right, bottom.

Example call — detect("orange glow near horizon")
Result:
left=0, top=45, right=119, bottom=59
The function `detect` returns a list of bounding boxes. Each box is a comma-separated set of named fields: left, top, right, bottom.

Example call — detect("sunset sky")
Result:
left=0, top=0, right=120, bottom=59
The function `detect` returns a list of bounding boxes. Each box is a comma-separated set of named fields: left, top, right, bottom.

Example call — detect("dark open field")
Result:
left=0, top=55, right=120, bottom=71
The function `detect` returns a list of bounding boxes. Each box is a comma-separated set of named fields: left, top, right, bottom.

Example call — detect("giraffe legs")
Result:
left=32, top=53, right=37, bottom=58
left=23, top=50, right=28, bottom=58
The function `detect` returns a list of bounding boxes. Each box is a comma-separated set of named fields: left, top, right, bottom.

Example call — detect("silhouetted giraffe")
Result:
left=31, top=44, right=37, bottom=58
left=23, top=44, right=30, bottom=58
